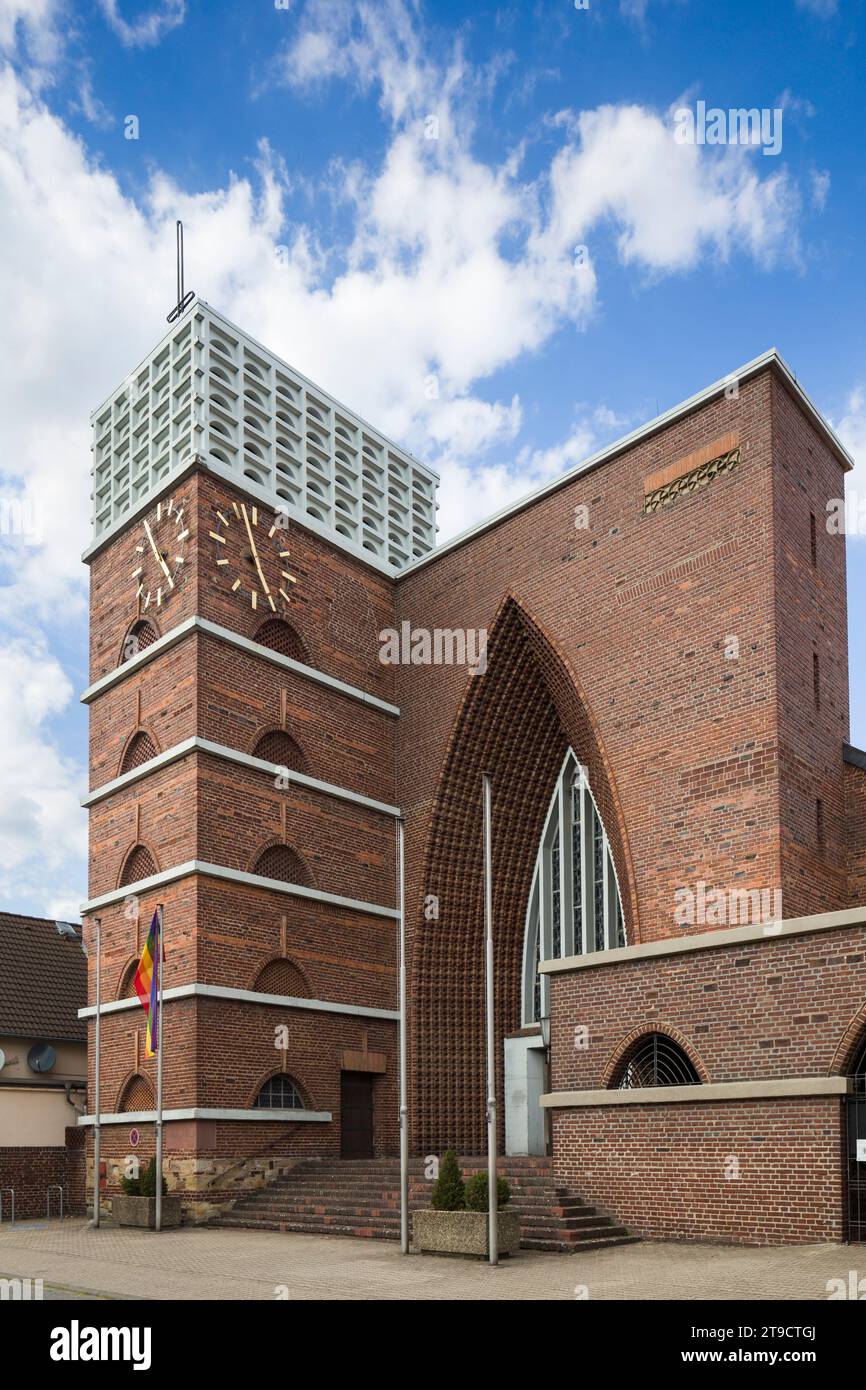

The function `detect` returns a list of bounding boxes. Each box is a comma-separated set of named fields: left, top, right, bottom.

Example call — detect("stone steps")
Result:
left=209, top=1157, right=637, bottom=1254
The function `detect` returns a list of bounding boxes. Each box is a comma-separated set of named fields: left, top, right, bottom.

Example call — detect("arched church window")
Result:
left=522, top=750, right=625, bottom=1026
left=253, top=1074, right=305, bottom=1110
left=611, top=1033, right=700, bottom=1089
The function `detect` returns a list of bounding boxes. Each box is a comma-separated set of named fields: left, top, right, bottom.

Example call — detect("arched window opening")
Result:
left=611, top=1034, right=700, bottom=1089
left=119, top=844, right=158, bottom=887
left=119, top=1074, right=155, bottom=1113
left=253, top=1074, right=305, bottom=1110
left=252, top=730, right=307, bottom=774
left=253, top=844, right=312, bottom=888
left=522, top=749, right=625, bottom=1026
left=254, top=618, right=307, bottom=663
left=120, top=730, right=158, bottom=775
left=117, top=959, right=138, bottom=1000
left=253, top=958, right=310, bottom=998
left=121, top=619, right=157, bottom=664
left=851, top=1036, right=866, bottom=1095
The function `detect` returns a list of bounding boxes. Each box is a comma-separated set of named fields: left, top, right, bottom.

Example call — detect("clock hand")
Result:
left=241, top=503, right=271, bottom=596
left=143, top=517, right=174, bottom=589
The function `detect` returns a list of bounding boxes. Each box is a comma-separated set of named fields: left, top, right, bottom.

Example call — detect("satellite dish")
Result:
left=27, top=1043, right=57, bottom=1074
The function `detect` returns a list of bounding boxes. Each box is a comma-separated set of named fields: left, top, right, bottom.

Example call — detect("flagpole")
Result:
left=92, top=916, right=101, bottom=1229
left=155, top=903, right=165, bottom=1232
left=482, top=773, right=498, bottom=1267
left=397, top=817, right=409, bottom=1254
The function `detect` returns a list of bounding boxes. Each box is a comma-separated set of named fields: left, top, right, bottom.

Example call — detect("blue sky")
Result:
left=0, top=0, right=864, bottom=920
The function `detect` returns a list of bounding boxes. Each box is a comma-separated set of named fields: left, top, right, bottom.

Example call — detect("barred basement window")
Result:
left=253, top=843, right=312, bottom=887
left=253, top=1075, right=305, bottom=1110
left=254, top=618, right=307, bottom=663
left=522, top=749, right=626, bottom=1025
left=612, top=1034, right=700, bottom=1089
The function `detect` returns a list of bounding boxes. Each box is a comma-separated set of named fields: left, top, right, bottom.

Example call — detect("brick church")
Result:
left=81, top=300, right=866, bottom=1245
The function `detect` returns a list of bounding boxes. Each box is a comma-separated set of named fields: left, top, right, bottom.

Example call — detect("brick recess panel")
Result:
left=846, top=762, right=866, bottom=904
left=551, top=1098, right=844, bottom=1244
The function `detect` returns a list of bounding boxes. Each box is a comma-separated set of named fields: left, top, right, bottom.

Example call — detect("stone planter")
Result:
left=412, top=1209, right=520, bottom=1258
left=111, top=1195, right=183, bottom=1230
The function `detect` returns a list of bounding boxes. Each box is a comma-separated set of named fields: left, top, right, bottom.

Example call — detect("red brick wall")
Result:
left=548, top=921, right=866, bottom=1092
left=846, top=761, right=866, bottom=905
left=552, top=1097, right=845, bottom=1244
left=0, top=1141, right=85, bottom=1220
left=771, top=378, right=850, bottom=918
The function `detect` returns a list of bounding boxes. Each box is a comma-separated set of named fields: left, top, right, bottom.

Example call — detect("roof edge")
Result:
left=398, top=348, right=854, bottom=579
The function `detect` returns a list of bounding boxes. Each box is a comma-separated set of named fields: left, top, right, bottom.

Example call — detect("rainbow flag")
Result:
left=134, top=910, right=162, bottom=1057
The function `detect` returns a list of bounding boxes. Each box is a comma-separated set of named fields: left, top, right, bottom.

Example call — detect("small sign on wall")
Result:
left=857, top=1140, right=866, bottom=1163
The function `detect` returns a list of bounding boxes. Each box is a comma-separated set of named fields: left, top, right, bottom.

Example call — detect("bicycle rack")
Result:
left=46, top=1185, right=64, bottom=1221
left=0, top=1188, right=14, bottom=1225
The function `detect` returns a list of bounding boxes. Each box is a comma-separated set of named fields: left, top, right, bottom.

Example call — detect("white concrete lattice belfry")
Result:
left=89, top=299, right=439, bottom=572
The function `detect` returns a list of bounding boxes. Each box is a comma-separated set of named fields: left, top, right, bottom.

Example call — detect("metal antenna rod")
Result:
left=167, top=220, right=195, bottom=323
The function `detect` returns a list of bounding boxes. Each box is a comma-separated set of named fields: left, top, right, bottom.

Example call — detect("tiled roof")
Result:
left=0, top=913, right=87, bottom=1042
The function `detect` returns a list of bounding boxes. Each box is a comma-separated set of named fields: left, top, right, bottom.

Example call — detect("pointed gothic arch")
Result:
left=411, top=593, right=637, bottom=1154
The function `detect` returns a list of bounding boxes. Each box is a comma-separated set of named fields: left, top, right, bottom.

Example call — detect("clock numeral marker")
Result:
left=281, top=572, right=297, bottom=584
left=279, top=589, right=293, bottom=604
left=209, top=531, right=225, bottom=543
left=252, top=507, right=258, bottom=527
left=231, top=578, right=241, bottom=592
left=251, top=590, right=257, bottom=610
left=131, top=566, right=142, bottom=578
left=279, top=550, right=291, bottom=558
left=217, top=511, right=229, bottom=526
left=232, top=501, right=241, bottom=518
left=177, top=529, right=189, bottom=542
left=216, top=558, right=229, bottom=566
left=267, top=595, right=276, bottom=612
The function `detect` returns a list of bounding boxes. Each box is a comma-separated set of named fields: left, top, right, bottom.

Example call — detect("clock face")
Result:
left=209, top=498, right=297, bottom=612
left=131, top=496, right=188, bottom=609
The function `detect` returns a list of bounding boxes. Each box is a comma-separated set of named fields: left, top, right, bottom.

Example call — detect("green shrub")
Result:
left=120, top=1157, right=166, bottom=1198
left=464, top=1171, right=510, bottom=1212
left=430, top=1149, right=465, bottom=1210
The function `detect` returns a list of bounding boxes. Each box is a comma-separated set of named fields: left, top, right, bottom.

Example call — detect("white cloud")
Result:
left=0, top=0, right=64, bottom=67
left=99, top=0, right=186, bottom=49
left=811, top=167, right=830, bottom=210
left=794, top=0, right=838, bottom=16
left=835, top=388, right=866, bottom=527
left=0, top=0, right=823, bottom=913
left=0, top=639, right=86, bottom=915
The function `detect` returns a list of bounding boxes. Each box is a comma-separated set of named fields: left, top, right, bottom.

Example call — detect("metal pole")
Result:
left=155, top=903, right=165, bottom=1232
left=397, top=817, right=409, bottom=1254
left=92, top=916, right=101, bottom=1229
left=482, top=773, right=498, bottom=1267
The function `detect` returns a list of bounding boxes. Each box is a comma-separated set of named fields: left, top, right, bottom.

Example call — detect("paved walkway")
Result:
left=0, top=1219, right=859, bottom=1300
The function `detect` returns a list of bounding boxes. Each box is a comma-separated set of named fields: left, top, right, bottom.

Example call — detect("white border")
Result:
left=80, top=858, right=399, bottom=919
left=81, top=735, right=400, bottom=817
left=80, top=615, right=400, bottom=716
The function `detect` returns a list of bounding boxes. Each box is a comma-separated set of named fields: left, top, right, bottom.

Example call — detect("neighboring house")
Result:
left=0, top=913, right=87, bottom=1217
